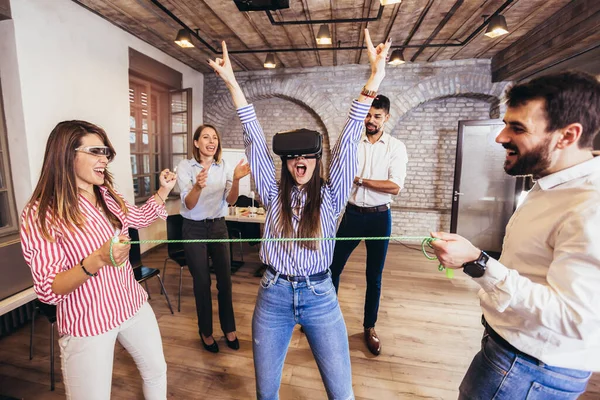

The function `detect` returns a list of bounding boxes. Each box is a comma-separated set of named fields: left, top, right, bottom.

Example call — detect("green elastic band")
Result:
left=109, top=235, right=452, bottom=278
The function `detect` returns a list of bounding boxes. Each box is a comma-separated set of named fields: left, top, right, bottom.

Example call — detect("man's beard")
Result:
left=503, top=139, right=552, bottom=178
left=365, top=123, right=381, bottom=135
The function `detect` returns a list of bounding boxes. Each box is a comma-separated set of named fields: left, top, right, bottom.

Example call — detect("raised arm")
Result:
left=208, top=42, right=278, bottom=208
left=328, top=29, right=392, bottom=215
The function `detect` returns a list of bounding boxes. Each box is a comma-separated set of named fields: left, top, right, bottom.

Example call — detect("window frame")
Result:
left=0, top=78, right=18, bottom=239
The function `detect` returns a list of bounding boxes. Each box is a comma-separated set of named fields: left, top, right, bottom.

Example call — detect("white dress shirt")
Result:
left=176, top=158, right=233, bottom=221
left=349, top=132, right=408, bottom=207
left=476, top=155, right=600, bottom=371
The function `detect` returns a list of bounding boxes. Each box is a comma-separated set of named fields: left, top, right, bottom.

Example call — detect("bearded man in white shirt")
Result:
left=329, top=94, right=408, bottom=356
left=431, top=71, right=600, bottom=399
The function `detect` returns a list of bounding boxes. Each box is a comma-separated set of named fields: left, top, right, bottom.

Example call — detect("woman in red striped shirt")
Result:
left=20, top=120, right=176, bottom=400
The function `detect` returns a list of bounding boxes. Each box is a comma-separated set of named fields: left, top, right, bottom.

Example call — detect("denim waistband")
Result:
left=482, top=315, right=542, bottom=365
left=266, top=266, right=329, bottom=283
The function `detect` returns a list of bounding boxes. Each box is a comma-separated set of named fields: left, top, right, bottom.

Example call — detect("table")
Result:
left=0, top=287, right=36, bottom=317
left=225, top=211, right=266, bottom=274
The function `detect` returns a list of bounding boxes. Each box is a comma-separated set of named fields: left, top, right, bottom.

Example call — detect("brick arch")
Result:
left=386, top=73, right=510, bottom=131
left=203, top=79, right=338, bottom=141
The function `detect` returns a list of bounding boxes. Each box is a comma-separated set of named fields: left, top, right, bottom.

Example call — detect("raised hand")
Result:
left=208, top=41, right=237, bottom=88
left=233, top=159, right=251, bottom=180
left=159, top=169, right=177, bottom=191
left=195, top=168, right=209, bottom=189
left=364, top=29, right=392, bottom=78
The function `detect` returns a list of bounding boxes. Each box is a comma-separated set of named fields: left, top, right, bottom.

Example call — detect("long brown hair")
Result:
left=192, top=124, right=222, bottom=163
left=25, top=120, right=127, bottom=240
left=278, top=159, right=323, bottom=249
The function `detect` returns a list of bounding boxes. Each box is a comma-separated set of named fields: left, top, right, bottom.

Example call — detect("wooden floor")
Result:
left=1, top=243, right=598, bottom=399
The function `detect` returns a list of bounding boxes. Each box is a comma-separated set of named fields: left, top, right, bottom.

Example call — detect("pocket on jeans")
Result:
left=309, top=278, right=335, bottom=296
left=259, top=273, right=274, bottom=290
left=481, top=335, right=511, bottom=376
left=525, top=382, right=584, bottom=400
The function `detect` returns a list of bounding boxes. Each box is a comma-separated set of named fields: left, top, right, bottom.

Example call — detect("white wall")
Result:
left=1, top=0, right=203, bottom=211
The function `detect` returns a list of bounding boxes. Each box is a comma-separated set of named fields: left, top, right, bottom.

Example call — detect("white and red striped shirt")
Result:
left=20, top=187, right=167, bottom=337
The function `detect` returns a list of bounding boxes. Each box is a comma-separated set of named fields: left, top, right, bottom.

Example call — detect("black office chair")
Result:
left=128, top=228, right=174, bottom=314
left=29, top=300, right=57, bottom=391
left=162, top=215, right=187, bottom=312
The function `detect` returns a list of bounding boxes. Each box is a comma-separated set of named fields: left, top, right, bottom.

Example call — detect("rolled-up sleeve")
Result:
left=388, top=140, right=408, bottom=190
left=20, top=209, right=69, bottom=305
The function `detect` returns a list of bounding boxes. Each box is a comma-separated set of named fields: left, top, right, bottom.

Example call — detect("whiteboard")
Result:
left=221, top=148, right=251, bottom=197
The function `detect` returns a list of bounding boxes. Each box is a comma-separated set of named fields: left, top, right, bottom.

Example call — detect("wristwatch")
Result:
left=462, top=251, right=489, bottom=278
left=357, top=177, right=363, bottom=186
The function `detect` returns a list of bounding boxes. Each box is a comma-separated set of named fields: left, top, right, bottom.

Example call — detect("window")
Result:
left=0, top=79, right=18, bottom=238
left=169, top=89, right=192, bottom=189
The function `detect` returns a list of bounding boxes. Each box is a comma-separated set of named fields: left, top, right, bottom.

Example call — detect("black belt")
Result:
left=267, top=266, right=329, bottom=283
left=199, top=216, right=224, bottom=223
left=346, top=203, right=389, bottom=214
left=482, top=315, right=541, bottom=364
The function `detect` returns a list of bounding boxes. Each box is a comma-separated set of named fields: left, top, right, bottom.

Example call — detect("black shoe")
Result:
left=200, top=335, right=219, bottom=353
left=225, top=335, right=240, bottom=350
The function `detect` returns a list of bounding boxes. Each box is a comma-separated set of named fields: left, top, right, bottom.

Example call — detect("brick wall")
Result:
left=204, top=60, right=510, bottom=239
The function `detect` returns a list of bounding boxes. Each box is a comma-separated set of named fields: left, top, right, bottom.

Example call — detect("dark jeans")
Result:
left=182, top=217, right=236, bottom=337
left=459, top=326, right=592, bottom=399
left=330, top=207, right=391, bottom=328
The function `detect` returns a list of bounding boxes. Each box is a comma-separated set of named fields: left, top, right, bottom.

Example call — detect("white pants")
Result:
left=58, top=302, right=167, bottom=400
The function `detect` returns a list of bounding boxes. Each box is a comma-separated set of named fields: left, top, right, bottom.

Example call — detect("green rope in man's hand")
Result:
left=109, top=235, right=453, bottom=278
left=421, top=237, right=453, bottom=278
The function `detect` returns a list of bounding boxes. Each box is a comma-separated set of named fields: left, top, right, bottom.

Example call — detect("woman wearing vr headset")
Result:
left=176, top=124, right=250, bottom=353
left=208, top=29, right=391, bottom=399
left=20, top=120, right=176, bottom=399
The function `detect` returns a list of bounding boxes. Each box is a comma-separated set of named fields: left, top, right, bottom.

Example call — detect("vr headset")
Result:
left=272, top=129, right=322, bottom=159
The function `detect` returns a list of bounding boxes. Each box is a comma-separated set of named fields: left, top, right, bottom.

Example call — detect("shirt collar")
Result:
left=537, top=156, right=600, bottom=190
left=361, top=132, right=389, bottom=144
left=191, top=158, right=219, bottom=168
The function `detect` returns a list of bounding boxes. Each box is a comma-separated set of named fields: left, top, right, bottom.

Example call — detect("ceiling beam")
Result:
left=491, top=0, right=600, bottom=82
left=410, top=0, right=464, bottom=62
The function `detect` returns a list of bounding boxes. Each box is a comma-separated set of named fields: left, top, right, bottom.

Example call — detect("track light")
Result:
left=388, top=49, right=405, bottom=65
left=175, top=29, right=194, bottom=48
left=264, top=53, right=277, bottom=69
left=380, top=0, right=402, bottom=4
left=316, top=25, right=332, bottom=45
left=485, top=15, right=509, bottom=38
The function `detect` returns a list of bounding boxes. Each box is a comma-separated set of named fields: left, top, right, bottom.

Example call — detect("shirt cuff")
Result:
left=147, top=194, right=168, bottom=219
left=237, top=104, right=257, bottom=124
left=473, top=257, right=509, bottom=292
left=349, top=100, right=371, bottom=121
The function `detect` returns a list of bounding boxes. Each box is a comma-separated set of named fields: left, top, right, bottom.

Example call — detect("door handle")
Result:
left=455, top=191, right=464, bottom=196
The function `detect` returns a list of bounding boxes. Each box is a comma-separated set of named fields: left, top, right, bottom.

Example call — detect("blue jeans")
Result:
left=330, top=207, right=391, bottom=328
left=252, top=268, right=354, bottom=400
left=459, top=331, right=592, bottom=399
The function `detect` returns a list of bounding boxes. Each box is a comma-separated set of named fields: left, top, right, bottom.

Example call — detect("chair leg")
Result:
left=238, top=233, right=244, bottom=262
left=29, top=305, right=37, bottom=360
left=161, top=258, right=169, bottom=294
left=145, top=281, right=151, bottom=299
left=156, top=274, right=174, bottom=314
left=50, top=321, right=55, bottom=391
left=178, top=266, right=183, bottom=313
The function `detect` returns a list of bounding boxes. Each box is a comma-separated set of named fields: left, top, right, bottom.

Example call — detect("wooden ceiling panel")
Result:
left=74, top=0, right=594, bottom=74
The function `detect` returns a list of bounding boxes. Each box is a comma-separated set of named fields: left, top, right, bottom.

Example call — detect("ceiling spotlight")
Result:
left=484, top=15, right=509, bottom=38
left=388, top=49, right=405, bottom=65
left=316, top=25, right=332, bottom=45
left=264, top=53, right=277, bottom=69
left=380, top=0, right=402, bottom=4
left=175, top=29, right=194, bottom=48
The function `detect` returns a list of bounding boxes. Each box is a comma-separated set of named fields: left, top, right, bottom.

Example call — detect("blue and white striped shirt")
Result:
left=237, top=100, right=371, bottom=275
